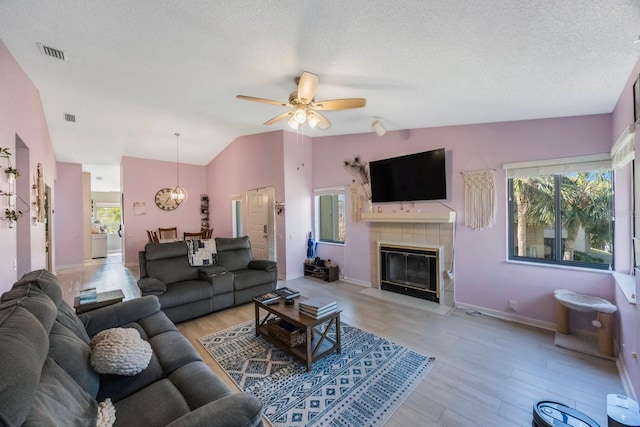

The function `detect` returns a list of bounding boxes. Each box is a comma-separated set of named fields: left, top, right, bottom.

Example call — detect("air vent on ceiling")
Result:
left=38, top=43, right=67, bottom=61
left=63, top=113, right=76, bottom=123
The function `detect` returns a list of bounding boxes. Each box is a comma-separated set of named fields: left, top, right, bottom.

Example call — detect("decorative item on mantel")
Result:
left=461, top=169, right=496, bottom=230
left=343, top=156, right=372, bottom=223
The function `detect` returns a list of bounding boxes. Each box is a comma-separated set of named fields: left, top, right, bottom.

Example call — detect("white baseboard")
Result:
left=55, top=263, right=85, bottom=270
left=454, top=301, right=556, bottom=331
left=341, top=277, right=370, bottom=287
left=617, top=357, right=639, bottom=401
left=282, top=273, right=302, bottom=281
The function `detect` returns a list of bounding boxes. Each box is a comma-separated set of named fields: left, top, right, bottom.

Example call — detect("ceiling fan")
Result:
left=236, top=71, right=366, bottom=130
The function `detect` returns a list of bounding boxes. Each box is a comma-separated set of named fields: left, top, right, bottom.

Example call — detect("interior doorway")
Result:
left=246, top=186, right=276, bottom=261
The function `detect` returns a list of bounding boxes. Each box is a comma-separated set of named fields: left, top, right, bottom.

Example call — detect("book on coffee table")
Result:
left=254, top=292, right=280, bottom=304
left=275, top=287, right=300, bottom=299
left=298, top=297, right=338, bottom=318
left=299, top=305, right=338, bottom=319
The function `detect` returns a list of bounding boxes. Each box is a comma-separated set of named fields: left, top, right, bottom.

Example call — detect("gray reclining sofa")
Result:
left=138, top=236, right=277, bottom=323
left=0, top=269, right=263, bottom=427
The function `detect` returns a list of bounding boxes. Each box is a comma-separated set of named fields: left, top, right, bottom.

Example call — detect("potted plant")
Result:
left=5, top=208, right=20, bottom=228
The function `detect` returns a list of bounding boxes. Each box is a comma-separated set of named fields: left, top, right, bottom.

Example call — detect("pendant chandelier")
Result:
left=170, top=132, right=187, bottom=201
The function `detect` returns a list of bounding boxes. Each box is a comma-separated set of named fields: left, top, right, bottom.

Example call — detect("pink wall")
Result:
left=611, top=57, right=640, bottom=397
left=206, top=131, right=287, bottom=272
left=0, top=40, right=56, bottom=291
left=54, top=162, right=84, bottom=267
left=121, top=156, right=207, bottom=265
left=312, top=114, right=614, bottom=326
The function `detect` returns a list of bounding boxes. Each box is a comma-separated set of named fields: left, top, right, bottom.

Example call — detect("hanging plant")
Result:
left=5, top=167, right=19, bottom=177
left=0, top=147, right=10, bottom=161
left=5, top=209, right=21, bottom=221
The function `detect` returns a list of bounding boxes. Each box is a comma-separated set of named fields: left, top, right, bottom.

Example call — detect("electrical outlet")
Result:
left=508, top=300, right=517, bottom=312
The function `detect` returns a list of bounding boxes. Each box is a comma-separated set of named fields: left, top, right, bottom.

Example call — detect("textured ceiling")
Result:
left=1, top=1, right=639, bottom=191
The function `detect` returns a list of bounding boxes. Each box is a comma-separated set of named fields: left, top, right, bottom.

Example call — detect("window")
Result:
left=95, top=203, right=121, bottom=233
left=315, top=188, right=345, bottom=244
left=505, top=154, right=613, bottom=270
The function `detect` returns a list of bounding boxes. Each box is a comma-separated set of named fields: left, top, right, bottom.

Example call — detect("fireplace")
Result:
left=379, top=243, right=443, bottom=303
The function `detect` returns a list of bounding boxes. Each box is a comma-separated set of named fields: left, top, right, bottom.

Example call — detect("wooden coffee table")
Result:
left=254, top=296, right=341, bottom=371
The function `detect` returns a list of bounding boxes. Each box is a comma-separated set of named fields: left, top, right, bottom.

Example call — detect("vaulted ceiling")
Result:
left=1, top=1, right=639, bottom=191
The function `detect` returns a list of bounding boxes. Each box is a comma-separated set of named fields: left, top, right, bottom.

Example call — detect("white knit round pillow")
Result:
left=90, top=328, right=152, bottom=376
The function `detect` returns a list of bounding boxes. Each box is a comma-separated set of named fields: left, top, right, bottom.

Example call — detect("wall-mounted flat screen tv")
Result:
left=369, top=148, right=447, bottom=202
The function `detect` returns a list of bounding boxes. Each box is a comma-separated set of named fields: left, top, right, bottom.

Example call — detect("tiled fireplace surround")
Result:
left=366, top=213, right=455, bottom=306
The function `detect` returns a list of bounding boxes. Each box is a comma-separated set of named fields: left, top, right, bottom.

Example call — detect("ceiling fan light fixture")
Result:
left=287, top=116, right=299, bottom=130
left=307, top=114, right=319, bottom=128
left=293, top=107, right=307, bottom=124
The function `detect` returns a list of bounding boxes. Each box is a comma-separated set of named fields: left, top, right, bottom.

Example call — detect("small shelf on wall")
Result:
left=361, top=211, right=456, bottom=224
left=200, top=194, right=209, bottom=229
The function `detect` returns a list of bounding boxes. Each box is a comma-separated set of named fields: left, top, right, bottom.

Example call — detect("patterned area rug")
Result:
left=198, top=320, right=435, bottom=427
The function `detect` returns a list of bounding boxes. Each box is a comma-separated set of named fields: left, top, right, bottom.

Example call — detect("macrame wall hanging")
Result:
left=462, top=169, right=496, bottom=230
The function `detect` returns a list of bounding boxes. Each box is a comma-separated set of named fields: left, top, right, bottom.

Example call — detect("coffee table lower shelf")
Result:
left=257, top=322, right=339, bottom=370
left=254, top=298, right=341, bottom=371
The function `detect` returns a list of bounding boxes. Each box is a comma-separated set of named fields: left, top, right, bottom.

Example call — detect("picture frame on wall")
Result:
left=634, top=75, right=640, bottom=123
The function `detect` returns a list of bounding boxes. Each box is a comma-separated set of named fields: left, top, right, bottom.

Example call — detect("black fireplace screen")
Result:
left=380, top=245, right=439, bottom=301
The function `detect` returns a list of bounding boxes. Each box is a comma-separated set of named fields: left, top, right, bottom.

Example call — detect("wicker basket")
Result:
left=267, top=318, right=306, bottom=347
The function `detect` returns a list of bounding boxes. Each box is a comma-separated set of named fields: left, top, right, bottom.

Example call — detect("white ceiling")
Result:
left=1, top=1, right=640, bottom=192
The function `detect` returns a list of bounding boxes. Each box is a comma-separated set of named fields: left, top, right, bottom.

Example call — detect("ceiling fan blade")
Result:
left=297, top=71, right=318, bottom=105
left=236, top=95, right=291, bottom=107
left=264, top=110, right=293, bottom=126
left=309, top=111, right=331, bottom=130
left=312, top=98, right=366, bottom=111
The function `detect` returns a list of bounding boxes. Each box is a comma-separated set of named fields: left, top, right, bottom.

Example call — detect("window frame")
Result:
left=504, top=154, right=614, bottom=271
left=314, top=187, right=346, bottom=245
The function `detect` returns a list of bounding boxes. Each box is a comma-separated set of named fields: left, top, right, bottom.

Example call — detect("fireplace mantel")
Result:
left=361, top=211, right=456, bottom=224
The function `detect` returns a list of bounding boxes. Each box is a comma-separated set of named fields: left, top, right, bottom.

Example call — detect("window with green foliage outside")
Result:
left=96, top=206, right=121, bottom=234
left=507, top=168, right=613, bottom=270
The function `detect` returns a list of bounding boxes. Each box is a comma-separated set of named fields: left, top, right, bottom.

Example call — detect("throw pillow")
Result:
left=89, top=328, right=152, bottom=376
left=97, top=398, right=116, bottom=427
left=186, top=239, right=218, bottom=266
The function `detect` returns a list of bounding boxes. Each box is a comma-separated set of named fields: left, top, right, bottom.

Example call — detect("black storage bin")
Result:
left=533, top=400, right=600, bottom=427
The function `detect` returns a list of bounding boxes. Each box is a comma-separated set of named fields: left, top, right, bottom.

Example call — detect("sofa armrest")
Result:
left=137, top=277, right=167, bottom=295
left=79, top=296, right=162, bottom=337
left=248, top=259, right=277, bottom=273
left=166, top=393, right=263, bottom=427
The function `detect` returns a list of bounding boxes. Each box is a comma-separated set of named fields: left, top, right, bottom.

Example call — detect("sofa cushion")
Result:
left=0, top=284, right=57, bottom=332
left=147, top=256, right=199, bottom=285
left=113, top=379, right=191, bottom=427
left=216, top=237, right=254, bottom=272
left=23, top=357, right=98, bottom=427
left=49, top=322, right=99, bottom=398
left=0, top=305, right=49, bottom=426
left=12, top=269, right=63, bottom=307
left=90, top=328, right=153, bottom=376
left=233, top=269, right=277, bottom=291
left=144, top=241, right=188, bottom=260
left=57, top=300, right=91, bottom=344
left=158, top=280, right=213, bottom=309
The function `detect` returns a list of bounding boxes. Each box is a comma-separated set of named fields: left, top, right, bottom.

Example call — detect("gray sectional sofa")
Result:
left=138, top=236, right=277, bottom=323
left=0, top=269, right=263, bottom=427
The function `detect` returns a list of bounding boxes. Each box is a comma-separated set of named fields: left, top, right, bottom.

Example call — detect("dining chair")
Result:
left=158, top=227, right=177, bottom=240
left=183, top=231, right=203, bottom=240
left=147, top=230, right=159, bottom=243
left=201, top=228, right=213, bottom=239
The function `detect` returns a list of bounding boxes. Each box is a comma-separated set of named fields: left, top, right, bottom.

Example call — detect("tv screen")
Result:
left=369, top=148, right=447, bottom=202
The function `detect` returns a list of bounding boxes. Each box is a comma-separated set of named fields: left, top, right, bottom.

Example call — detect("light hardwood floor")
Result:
left=56, top=254, right=625, bottom=426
